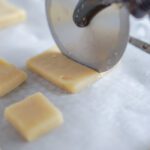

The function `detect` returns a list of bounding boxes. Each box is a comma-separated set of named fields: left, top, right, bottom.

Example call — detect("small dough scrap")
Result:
left=27, top=47, right=101, bottom=93
left=5, top=92, right=64, bottom=141
left=0, top=1, right=26, bottom=28
left=0, top=59, right=27, bottom=97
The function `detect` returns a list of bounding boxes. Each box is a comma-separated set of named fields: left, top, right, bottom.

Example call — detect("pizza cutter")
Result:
left=46, top=0, right=129, bottom=72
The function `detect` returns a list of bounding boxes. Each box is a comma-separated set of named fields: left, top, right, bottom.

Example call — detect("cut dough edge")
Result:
left=27, top=46, right=106, bottom=93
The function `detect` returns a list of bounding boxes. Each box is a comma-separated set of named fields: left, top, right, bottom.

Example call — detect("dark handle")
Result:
left=129, top=0, right=150, bottom=18
left=73, top=0, right=150, bottom=26
left=73, top=0, right=110, bottom=27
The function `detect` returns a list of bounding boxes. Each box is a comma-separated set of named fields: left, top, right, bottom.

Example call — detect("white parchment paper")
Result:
left=0, top=0, right=150, bottom=150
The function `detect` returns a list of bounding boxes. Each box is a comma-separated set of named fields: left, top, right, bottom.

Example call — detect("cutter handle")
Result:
left=129, top=0, right=150, bottom=18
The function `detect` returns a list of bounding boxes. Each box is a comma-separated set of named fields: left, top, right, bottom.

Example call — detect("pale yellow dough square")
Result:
left=27, top=47, right=101, bottom=93
left=0, top=1, right=26, bottom=28
left=0, top=59, right=27, bottom=97
left=5, top=92, right=64, bottom=141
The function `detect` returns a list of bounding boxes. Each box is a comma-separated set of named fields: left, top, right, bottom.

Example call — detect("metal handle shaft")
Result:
left=129, top=36, right=150, bottom=54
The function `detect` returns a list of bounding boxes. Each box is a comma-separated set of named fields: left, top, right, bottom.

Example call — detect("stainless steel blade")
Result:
left=46, top=0, right=129, bottom=72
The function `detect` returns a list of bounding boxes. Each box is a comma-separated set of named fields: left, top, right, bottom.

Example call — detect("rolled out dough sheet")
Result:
left=0, top=0, right=26, bottom=28
left=27, top=47, right=102, bottom=93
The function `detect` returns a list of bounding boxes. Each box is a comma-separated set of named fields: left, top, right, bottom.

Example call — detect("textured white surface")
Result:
left=0, top=0, right=150, bottom=150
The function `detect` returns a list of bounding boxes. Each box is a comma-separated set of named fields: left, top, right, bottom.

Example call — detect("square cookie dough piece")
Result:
left=27, top=47, right=101, bottom=93
left=5, top=92, right=64, bottom=141
left=0, top=0, right=26, bottom=28
left=0, top=59, right=27, bottom=97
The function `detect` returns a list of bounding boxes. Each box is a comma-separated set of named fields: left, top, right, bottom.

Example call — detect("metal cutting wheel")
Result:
left=46, top=0, right=129, bottom=72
